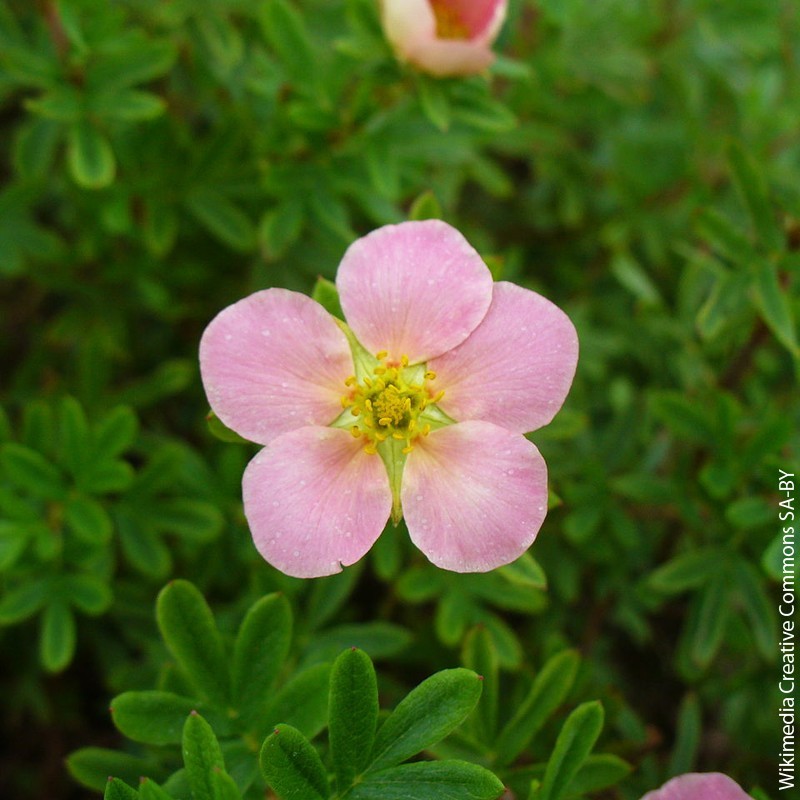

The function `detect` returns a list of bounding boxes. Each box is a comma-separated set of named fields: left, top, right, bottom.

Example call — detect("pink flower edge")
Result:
left=243, top=427, right=392, bottom=579
left=402, top=420, right=548, bottom=572
left=199, top=289, right=353, bottom=446
left=641, top=773, right=753, bottom=800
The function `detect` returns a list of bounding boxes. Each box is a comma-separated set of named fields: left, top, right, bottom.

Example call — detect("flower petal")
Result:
left=200, top=289, right=353, bottom=445
left=243, top=427, right=392, bottom=578
left=429, top=282, right=578, bottom=433
left=380, top=0, right=436, bottom=55
left=641, top=773, right=752, bottom=800
left=336, top=221, right=493, bottom=364
left=402, top=421, right=547, bottom=572
left=405, top=39, right=496, bottom=76
left=436, top=0, right=507, bottom=42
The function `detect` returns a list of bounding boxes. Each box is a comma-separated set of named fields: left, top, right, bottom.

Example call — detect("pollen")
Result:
left=340, top=352, right=443, bottom=455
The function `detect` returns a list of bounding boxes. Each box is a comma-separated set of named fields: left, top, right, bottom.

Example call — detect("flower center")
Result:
left=341, top=352, right=444, bottom=455
left=430, top=0, right=470, bottom=40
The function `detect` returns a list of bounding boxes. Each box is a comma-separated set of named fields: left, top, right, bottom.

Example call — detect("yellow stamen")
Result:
left=425, top=370, right=436, bottom=380
left=350, top=426, right=361, bottom=438
left=376, top=350, right=388, bottom=360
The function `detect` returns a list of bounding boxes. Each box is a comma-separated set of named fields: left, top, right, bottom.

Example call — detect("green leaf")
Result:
left=304, top=621, right=412, bottom=662
left=67, top=747, right=155, bottom=792
left=104, top=778, right=139, bottom=800
left=0, top=442, right=66, bottom=499
left=462, top=626, right=499, bottom=742
left=89, top=39, right=177, bottom=93
left=260, top=724, right=329, bottom=800
left=0, top=521, right=28, bottom=570
left=752, top=262, right=799, bottom=357
left=211, top=769, right=242, bottom=800
left=63, top=573, right=112, bottom=615
left=330, top=648, right=379, bottom=789
left=156, top=580, right=230, bottom=707
left=117, top=510, right=171, bottom=579
left=418, top=79, right=451, bottom=131
left=65, top=496, right=113, bottom=544
left=258, top=200, right=304, bottom=260
left=260, top=662, right=332, bottom=741
left=139, top=778, right=176, bottom=800
left=349, top=761, right=504, bottom=800
left=369, top=668, right=483, bottom=772
left=495, top=650, right=581, bottom=766
left=94, top=406, right=138, bottom=458
left=90, top=89, right=166, bottom=121
left=40, top=600, right=76, bottom=672
left=183, top=712, right=225, bottom=800
left=0, top=578, right=49, bottom=624
left=688, top=572, right=730, bottom=669
left=731, top=558, right=778, bottom=660
left=695, top=207, right=755, bottom=265
left=111, top=691, right=198, bottom=745
left=13, top=117, right=62, bottom=181
left=498, top=553, right=547, bottom=590
left=611, top=253, right=662, bottom=305
left=185, top=188, right=255, bottom=252
left=727, top=141, right=783, bottom=252
left=257, top=0, right=319, bottom=92
left=409, top=191, right=443, bottom=222
left=667, top=694, right=701, bottom=777
left=650, top=391, right=714, bottom=443
left=59, top=396, right=90, bottom=479
left=566, top=754, right=632, bottom=795
left=24, top=86, right=83, bottom=121
left=153, top=499, right=223, bottom=543
left=311, top=277, right=345, bottom=320
left=538, top=701, right=604, bottom=800
left=232, top=593, right=293, bottom=726
left=67, top=120, right=116, bottom=189
left=647, top=549, right=724, bottom=595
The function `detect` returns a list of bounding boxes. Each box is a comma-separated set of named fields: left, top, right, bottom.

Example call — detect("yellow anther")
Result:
left=422, top=424, right=431, bottom=436
left=392, top=432, right=405, bottom=440
left=350, top=407, right=360, bottom=416
left=375, top=432, right=388, bottom=442
left=365, top=399, right=372, bottom=411
left=378, top=417, right=392, bottom=427
left=374, top=366, right=386, bottom=375
left=425, top=371, right=436, bottom=380
left=431, top=390, right=445, bottom=403
left=350, top=426, right=361, bottom=438
left=400, top=355, right=409, bottom=367
left=363, top=377, right=373, bottom=388
left=340, top=396, right=350, bottom=408
left=376, top=350, right=388, bottom=360
left=364, top=443, right=378, bottom=455
left=344, top=375, right=357, bottom=386
left=402, top=444, right=414, bottom=454
left=403, top=398, right=412, bottom=411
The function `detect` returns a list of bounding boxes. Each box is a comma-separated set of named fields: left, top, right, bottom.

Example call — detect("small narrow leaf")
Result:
left=104, top=778, right=139, bottom=800
left=752, top=262, right=799, bottom=357
left=260, top=724, right=329, bottom=800
left=369, top=668, right=483, bottom=772
left=232, top=593, right=293, bottom=726
left=40, top=600, right=76, bottom=672
left=538, top=701, right=604, bottom=800
left=349, top=761, right=504, bottom=800
left=67, top=120, right=116, bottom=189
left=311, top=277, right=344, bottom=320
left=495, top=650, right=580, bottom=766
left=329, top=648, right=379, bottom=789
left=462, top=626, right=499, bottom=742
left=259, top=662, right=332, bottom=741
left=183, top=712, right=225, bottom=800
left=111, top=691, right=198, bottom=745
left=156, top=580, right=230, bottom=707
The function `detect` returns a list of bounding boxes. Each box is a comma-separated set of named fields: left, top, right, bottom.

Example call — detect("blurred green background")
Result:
left=0, top=0, right=797, bottom=798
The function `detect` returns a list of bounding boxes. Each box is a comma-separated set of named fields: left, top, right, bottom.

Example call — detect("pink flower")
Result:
left=200, top=221, right=578, bottom=578
left=641, top=773, right=753, bottom=800
left=380, top=0, right=508, bottom=77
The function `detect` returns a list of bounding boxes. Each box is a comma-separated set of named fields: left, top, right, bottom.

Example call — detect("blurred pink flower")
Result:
left=380, top=0, right=507, bottom=77
left=642, top=773, right=752, bottom=800
left=200, top=220, right=577, bottom=578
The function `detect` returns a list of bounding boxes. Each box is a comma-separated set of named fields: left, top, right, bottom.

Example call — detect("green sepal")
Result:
left=312, top=277, right=344, bottom=320
left=206, top=411, right=250, bottom=444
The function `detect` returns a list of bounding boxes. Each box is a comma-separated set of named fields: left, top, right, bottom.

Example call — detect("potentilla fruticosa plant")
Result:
left=200, top=221, right=578, bottom=578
